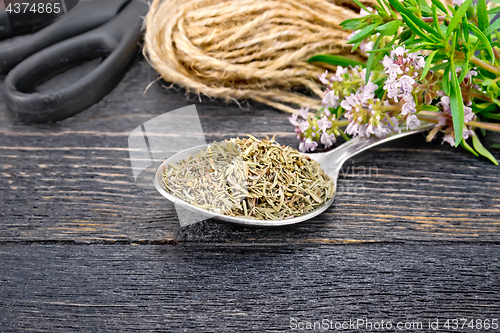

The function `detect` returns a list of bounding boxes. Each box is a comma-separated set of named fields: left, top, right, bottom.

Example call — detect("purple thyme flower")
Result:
left=401, top=98, right=416, bottom=116
left=406, top=114, right=420, bottom=130
left=317, top=116, right=332, bottom=132
left=442, top=134, right=455, bottom=146
left=382, top=55, right=394, bottom=68
left=299, top=121, right=309, bottom=133
left=289, top=113, right=300, bottom=126
left=332, top=66, right=348, bottom=82
left=299, top=138, right=318, bottom=152
left=340, top=94, right=358, bottom=111
left=394, top=46, right=406, bottom=57
left=299, top=106, right=310, bottom=119
left=361, top=41, right=374, bottom=52
left=463, top=129, right=475, bottom=140
left=464, top=106, right=476, bottom=123
left=360, top=7, right=373, bottom=16
left=398, top=75, right=415, bottom=97
left=364, top=81, right=378, bottom=96
left=416, top=57, right=425, bottom=70
left=319, top=71, right=329, bottom=85
left=345, top=121, right=359, bottom=136
left=388, top=116, right=401, bottom=133
left=384, top=78, right=400, bottom=101
left=323, top=90, right=339, bottom=108
left=465, top=70, right=478, bottom=80
left=366, top=123, right=391, bottom=138
left=320, top=131, right=336, bottom=148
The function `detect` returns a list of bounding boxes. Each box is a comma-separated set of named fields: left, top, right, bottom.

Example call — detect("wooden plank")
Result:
left=1, top=244, right=499, bottom=332
left=1, top=59, right=500, bottom=243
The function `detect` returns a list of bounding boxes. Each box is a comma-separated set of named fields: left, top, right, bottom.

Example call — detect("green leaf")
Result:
left=365, top=46, right=394, bottom=53
left=477, top=0, right=490, bottom=36
left=431, top=52, right=448, bottom=61
left=472, top=133, right=499, bottom=165
left=460, top=140, right=479, bottom=156
left=375, top=0, right=390, bottom=16
left=491, top=143, right=500, bottom=149
left=479, top=112, right=500, bottom=120
left=457, top=58, right=469, bottom=83
left=398, top=28, right=412, bottom=42
left=406, top=6, right=419, bottom=13
left=339, top=129, right=351, bottom=141
left=340, top=18, right=365, bottom=30
left=488, top=92, right=500, bottom=107
left=431, top=0, right=448, bottom=14
left=445, top=0, right=473, bottom=40
left=416, top=105, right=440, bottom=111
left=419, top=0, right=433, bottom=16
left=375, top=20, right=401, bottom=35
left=483, top=18, right=500, bottom=37
left=348, top=23, right=379, bottom=44
left=351, top=40, right=363, bottom=52
left=442, top=64, right=451, bottom=95
left=488, top=6, right=500, bottom=14
left=449, top=59, right=465, bottom=146
left=421, top=50, right=438, bottom=79
left=432, top=5, right=444, bottom=38
left=373, top=77, right=386, bottom=99
left=387, top=0, right=408, bottom=14
left=401, top=11, right=443, bottom=40
left=351, top=0, right=371, bottom=14
left=307, top=54, right=366, bottom=67
left=472, top=103, right=499, bottom=112
left=365, top=34, right=384, bottom=84
left=373, top=46, right=388, bottom=69
left=452, top=23, right=459, bottom=50
left=400, top=13, right=434, bottom=42
left=430, top=61, right=449, bottom=72
left=461, top=14, right=469, bottom=44
left=467, top=5, right=475, bottom=19
left=495, top=31, right=500, bottom=44
left=469, top=25, right=495, bottom=62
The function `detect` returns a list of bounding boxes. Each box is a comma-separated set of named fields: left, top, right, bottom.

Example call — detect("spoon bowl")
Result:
left=154, top=123, right=434, bottom=227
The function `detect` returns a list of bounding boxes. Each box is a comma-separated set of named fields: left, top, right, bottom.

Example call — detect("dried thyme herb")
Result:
left=163, top=136, right=334, bottom=220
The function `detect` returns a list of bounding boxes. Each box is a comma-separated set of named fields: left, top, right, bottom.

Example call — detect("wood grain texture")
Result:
left=0, top=3, right=499, bottom=331
left=1, top=244, right=499, bottom=332
left=1, top=59, right=500, bottom=244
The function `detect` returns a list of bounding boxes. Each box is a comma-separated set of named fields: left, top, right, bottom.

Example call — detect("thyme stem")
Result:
left=470, top=56, right=500, bottom=75
left=468, top=120, right=500, bottom=132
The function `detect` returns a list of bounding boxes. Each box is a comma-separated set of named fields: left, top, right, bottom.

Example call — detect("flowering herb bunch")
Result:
left=290, top=0, right=500, bottom=164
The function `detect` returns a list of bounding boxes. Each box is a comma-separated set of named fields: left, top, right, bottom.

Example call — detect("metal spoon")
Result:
left=154, top=122, right=434, bottom=227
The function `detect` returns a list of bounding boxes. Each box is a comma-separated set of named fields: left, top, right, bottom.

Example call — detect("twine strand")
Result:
left=143, top=0, right=453, bottom=114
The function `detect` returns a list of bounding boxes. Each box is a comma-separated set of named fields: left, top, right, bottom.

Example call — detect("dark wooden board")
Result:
left=1, top=47, right=500, bottom=331
left=1, top=59, right=500, bottom=244
left=1, top=244, right=499, bottom=332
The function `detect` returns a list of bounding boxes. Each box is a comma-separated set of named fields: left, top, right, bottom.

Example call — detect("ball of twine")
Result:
left=142, top=0, right=376, bottom=114
left=143, top=0, right=371, bottom=113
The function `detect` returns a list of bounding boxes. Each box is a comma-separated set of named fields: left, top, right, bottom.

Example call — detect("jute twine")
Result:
left=143, top=0, right=451, bottom=114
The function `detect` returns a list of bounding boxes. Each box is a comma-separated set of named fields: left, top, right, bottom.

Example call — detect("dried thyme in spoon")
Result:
left=162, top=136, right=334, bottom=220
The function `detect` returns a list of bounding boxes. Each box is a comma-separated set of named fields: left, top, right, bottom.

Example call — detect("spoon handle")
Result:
left=311, top=122, right=435, bottom=177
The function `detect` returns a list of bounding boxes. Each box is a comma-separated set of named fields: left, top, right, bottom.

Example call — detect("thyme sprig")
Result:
left=291, top=0, right=500, bottom=164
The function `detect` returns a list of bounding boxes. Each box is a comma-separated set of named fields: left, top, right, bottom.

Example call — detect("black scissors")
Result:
left=1, top=0, right=148, bottom=123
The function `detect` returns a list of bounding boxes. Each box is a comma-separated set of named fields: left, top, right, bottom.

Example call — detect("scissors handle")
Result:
left=0, top=0, right=130, bottom=74
left=4, top=0, right=148, bottom=123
